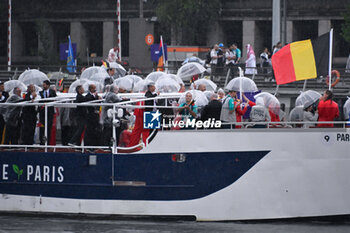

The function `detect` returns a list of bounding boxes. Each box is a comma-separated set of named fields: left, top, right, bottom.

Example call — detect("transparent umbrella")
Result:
left=155, top=76, right=180, bottom=93
left=18, top=69, right=49, bottom=86
left=160, top=73, right=184, bottom=85
left=89, top=72, right=108, bottom=85
left=194, top=78, right=217, bottom=91
left=109, top=62, right=127, bottom=78
left=225, top=76, right=258, bottom=92
left=178, top=90, right=209, bottom=107
left=81, top=66, right=109, bottom=80
left=296, top=90, right=321, bottom=108
left=182, top=56, right=205, bottom=65
left=254, top=92, right=280, bottom=115
left=123, top=75, right=143, bottom=85
left=33, top=85, right=43, bottom=92
left=145, top=71, right=166, bottom=83
left=4, top=80, right=27, bottom=93
left=133, top=80, right=149, bottom=93
left=344, top=98, right=350, bottom=120
left=177, top=63, right=206, bottom=81
left=289, top=106, right=304, bottom=122
left=204, top=91, right=215, bottom=101
left=114, top=78, right=133, bottom=92
left=69, top=79, right=103, bottom=93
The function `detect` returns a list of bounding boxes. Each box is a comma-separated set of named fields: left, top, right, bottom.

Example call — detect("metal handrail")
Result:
left=0, top=95, right=348, bottom=154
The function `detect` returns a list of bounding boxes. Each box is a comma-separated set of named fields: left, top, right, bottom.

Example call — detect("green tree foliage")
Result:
left=155, top=0, right=221, bottom=45
left=342, top=4, right=350, bottom=44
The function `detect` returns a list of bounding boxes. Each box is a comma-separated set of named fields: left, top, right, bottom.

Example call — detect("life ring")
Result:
left=325, top=70, right=340, bottom=88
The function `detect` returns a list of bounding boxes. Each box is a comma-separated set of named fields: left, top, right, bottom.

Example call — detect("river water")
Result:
left=1, top=215, right=350, bottom=233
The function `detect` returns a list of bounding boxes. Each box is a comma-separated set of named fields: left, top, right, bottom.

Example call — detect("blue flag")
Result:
left=67, top=35, right=76, bottom=72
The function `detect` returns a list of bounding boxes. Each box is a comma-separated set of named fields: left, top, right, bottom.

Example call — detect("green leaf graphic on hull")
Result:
left=12, top=164, right=23, bottom=181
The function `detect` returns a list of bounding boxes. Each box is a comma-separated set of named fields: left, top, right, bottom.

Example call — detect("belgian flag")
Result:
left=271, top=32, right=331, bottom=85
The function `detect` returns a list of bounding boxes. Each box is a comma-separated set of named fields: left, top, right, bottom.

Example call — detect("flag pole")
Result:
left=328, top=28, right=333, bottom=90
left=117, top=0, right=121, bottom=60
left=160, top=35, right=166, bottom=72
left=8, top=0, right=11, bottom=71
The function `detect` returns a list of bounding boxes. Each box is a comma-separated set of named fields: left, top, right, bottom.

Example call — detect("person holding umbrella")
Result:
left=250, top=97, right=271, bottom=128
left=303, top=102, right=318, bottom=128
left=21, top=84, right=38, bottom=145
left=235, top=94, right=256, bottom=128
left=178, top=92, right=198, bottom=122
left=317, top=90, right=339, bottom=128
left=39, top=80, right=57, bottom=145
left=220, top=90, right=240, bottom=129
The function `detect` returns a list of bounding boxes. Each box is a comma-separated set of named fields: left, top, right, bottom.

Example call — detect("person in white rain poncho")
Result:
left=4, top=87, right=25, bottom=144
left=303, top=102, right=319, bottom=128
left=102, top=84, right=122, bottom=146
left=220, top=90, right=239, bottom=129
left=245, top=44, right=257, bottom=75
left=107, top=46, right=120, bottom=63
left=250, top=97, right=270, bottom=128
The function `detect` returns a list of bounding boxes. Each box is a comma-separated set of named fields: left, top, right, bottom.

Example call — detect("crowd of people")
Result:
left=174, top=86, right=340, bottom=129
left=206, top=42, right=283, bottom=78
left=0, top=65, right=344, bottom=148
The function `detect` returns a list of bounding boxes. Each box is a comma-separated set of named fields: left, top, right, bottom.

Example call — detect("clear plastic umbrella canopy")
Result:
left=114, top=77, right=133, bottom=92
left=182, top=56, right=204, bottom=65
left=194, top=78, right=217, bottom=92
left=33, top=85, right=43, bottom=92
left=80, top=66, right=109, bottom=80
left=161, top=73, right=184, bottom=85
left=204, top=90, right=215, bottom=100
left=123, top=75, right=143, bottom=85
left=133, top=79, right=149, bottom=93
left=254, top=92, right=280, bottom=115
left=68, top=79, right=104, bottom=93
left=18, top=69, right=49, bottom=86
left=145, top=71, right=166, bottom=83
left=109, top=62, right=127, bottom=78
left=289, top=106, right=304, bottom=121
left=177, top=63, right=206, bottom=81
left=344, top=98, right=350, bottom=119
left=225, top=76, right=258, bottom=92
left=178, top=90, right=209, bottom=107
left=295, top=90, right=321, bottom=108
left=4, top=80, right=27, bottom=93
left=89, top=72, right=108, bottom=85
left=155, top=76, right=180, bottom=93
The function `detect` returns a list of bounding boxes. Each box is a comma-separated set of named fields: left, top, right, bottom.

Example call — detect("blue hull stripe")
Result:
left=0, top=151, right=269, bottom=200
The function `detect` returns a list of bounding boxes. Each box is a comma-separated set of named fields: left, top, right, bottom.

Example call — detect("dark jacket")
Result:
left=85, top=92, right=99, bottom=119
left=145, top=90, right=157, bottom=112
left=75, top=93, right=88, bottom=118
left=39, top=89, right=57, bottom=116
left=0, top=91, right=9, bottom=103
left=0, top=91, right=9, bottom=116
left=39, top=89, right=57, bottom=100
left=201, top=99, right=222, bottom=121
left=22, top=93, right=37, bottom=121
left=217, top=49, right=224, bottom=67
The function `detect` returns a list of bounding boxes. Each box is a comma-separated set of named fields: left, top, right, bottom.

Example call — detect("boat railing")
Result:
left=0, top=94, right=348, bottom=153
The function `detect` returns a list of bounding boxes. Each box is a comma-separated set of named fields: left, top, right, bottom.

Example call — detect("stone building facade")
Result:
left=0, top=0, right=349, bottom=72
